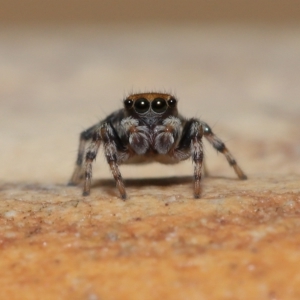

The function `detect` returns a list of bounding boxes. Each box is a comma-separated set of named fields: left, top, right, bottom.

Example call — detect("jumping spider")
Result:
left=69, top=92, right=247, bottom=199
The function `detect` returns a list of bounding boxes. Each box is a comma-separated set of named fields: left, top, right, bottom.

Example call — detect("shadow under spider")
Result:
left=92, top=176, right=193, bottom=188
left=91, top=175, right=238, bottom=189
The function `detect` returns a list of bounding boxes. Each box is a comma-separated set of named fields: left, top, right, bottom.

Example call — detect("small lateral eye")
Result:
left=124, top=99, right=133, bottom=109
left=152, top=98, right=167, bottom=113
left=134, top=98, right=150, bottom=113
left=167, top=97, right=177, bottom=108
left=203, top=125, right=212, bottom=134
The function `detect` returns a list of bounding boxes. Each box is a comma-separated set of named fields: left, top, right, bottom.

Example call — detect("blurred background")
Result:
left=1, top=0, right=300, bottom=25
left=0, top=0, right=299, bottom=183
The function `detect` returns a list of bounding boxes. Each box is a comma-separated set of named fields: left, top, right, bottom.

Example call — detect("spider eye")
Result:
left=134, top=98, right=150, bottom=113
left=124, top=99, right=133, bottom=109
left=203, top=125, right=212, bottom=134
left=167, top=97, right=177, bottom=108
left=152, top=98, right=167, bottom=113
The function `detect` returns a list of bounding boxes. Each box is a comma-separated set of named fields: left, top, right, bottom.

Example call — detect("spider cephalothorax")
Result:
left=69, top=92, right=247, bottom=199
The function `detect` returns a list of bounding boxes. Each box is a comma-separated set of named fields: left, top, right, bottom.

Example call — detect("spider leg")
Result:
left=172, top=119, right=204, bottom=198
left=201, top=122, right=247, bottom=180
left=190, top=121, right=204, bottom=198
left=99, top=123, right=127, bottom=200
left=68, top=124, right=99, bottom=185
left=82, top=130, right=101, bottom=196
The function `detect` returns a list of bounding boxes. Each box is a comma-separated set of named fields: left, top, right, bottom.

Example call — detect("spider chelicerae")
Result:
left=69, top=92, right=247, bottom=199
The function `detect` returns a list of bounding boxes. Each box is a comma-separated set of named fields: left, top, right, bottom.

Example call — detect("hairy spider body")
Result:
left=69, top=92, right=247, bottom=199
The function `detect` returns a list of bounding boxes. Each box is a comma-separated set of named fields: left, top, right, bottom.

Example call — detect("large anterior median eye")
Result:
left=134, top=98, right=150, bottom=113
left=152, top=98, right=167, bottom=113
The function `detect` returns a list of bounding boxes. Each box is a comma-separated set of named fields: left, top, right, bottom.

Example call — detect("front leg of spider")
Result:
left=83, top=123, right=127, bottom=199
left=189, top=121, right=204, bottom=198
left=99, top=123, right=127, bottom=199
left=172, top=119, right=204, bottom=198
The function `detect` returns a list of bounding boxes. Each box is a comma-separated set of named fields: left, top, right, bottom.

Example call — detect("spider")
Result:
left=68, top=92, right=247, bottom=199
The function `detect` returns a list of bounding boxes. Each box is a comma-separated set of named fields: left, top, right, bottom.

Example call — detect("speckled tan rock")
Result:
left=0, top=175, right=300, bottom=299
